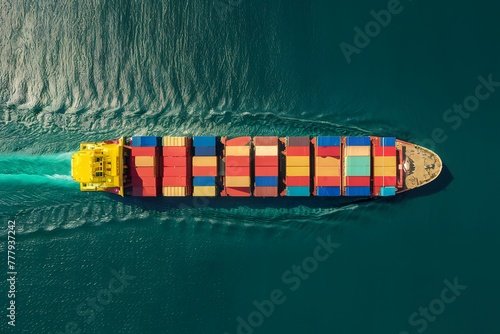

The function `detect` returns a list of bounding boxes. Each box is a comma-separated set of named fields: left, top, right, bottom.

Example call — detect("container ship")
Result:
left=70, top=136, right=442, bottom=197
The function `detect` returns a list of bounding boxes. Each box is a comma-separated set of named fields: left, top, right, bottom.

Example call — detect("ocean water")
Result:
left=1, top=0, right=499, bottom=333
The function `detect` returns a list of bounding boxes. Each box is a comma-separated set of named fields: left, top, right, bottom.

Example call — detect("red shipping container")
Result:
left=131, top=147, right=160, bottom=156
left=226, top=187, right=251, bottom=197
left=163, top=166, right=189, bottom=177
left=315, top=176, right=341, bottom=186
left=192, top=165, right=217, bottom=176
left=162, top=176, right=189, bottom=187
left=373, top=176, right=397, bottom=187
left=131, top=176, right=159, bottom=187
left=162, top=146, right=189, bottom=157
left=226, top=165, right=250, bottom=176
left=226, top=156, right=250, bottom=167
left=255, top=166, right=278, bottom=176
left=287, top=146, right=309, bottom=156
left=254, top=186, right=278, bottom=197
left=372, top=186, right=381, bottom=196
left=346, top=176, right=371, bottom=186
left=163, top=156, right=188, bottom=167
left=316, top=146, right=340, bottom=157
left=130, top=166, right=157, bottom=177
left=132, top=187, right=159, bottom=197
left=374, top=146, right=396, bottom=156
left=255, top=156, right=279, bottom=167
left=286, top=176, right=310, bottom=186
left=226, top=136, right=251, bottom=146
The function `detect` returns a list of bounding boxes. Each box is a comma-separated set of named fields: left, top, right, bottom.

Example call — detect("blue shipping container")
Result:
left=316, top=186, right=341, bottom=196
left=132, top=136, right=160, bottom=147
left=380, top=186, right=396, bottom=196
left=346, top=136, right=371, bottom=146
left=317, top=136, right=340, bottom=147
left=345, top=186, right=371, bottom=196
left=194, top=146, right=216, bottom=156
left=193, top=176, right=217, bottom=186
left=381, top=137, right=396, bottom=147
left=255, top=176, right=278, bottom=187
left=193, top=136, right=216, bottom=147
left=286, top=186, right=310, bottom=196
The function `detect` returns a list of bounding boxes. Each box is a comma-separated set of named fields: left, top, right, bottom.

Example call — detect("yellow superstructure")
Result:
left=71, top=138, right=125, bottom=196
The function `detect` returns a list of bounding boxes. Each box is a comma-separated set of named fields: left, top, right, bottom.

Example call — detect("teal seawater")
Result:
left=1, top=0, right=499, bottom=333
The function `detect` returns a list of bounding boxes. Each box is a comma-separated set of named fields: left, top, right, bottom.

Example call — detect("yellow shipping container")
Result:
left=286, top=166, right=310, bottom=176
left=374, top=156, right=396, bottom=167
left=374, top=166, right=397, bottom=176
left=162, top=136, right=186, bottom=147
left=255, top=146, right=278, bottom=156
left=315, top=156, right=341, bottom=167
left=287, top=156, right=309, bottom=167
left=162, top=186, right=187, bottom=197
left=226, top=176, right=250, bottom=187
left=192, top=156, right=217, bottom=167
left=226, top=146, right=250, bottom=156
left=315, top=166, right=341, bottom=177
left=193, top=186, right=217, bottom=197
left=345, top=146, right=371, bottom=156
left=134, top=156, right=156, bottom=167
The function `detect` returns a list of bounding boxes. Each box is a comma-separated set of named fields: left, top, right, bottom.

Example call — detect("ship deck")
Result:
left=397, top=140, right=442, bottom=191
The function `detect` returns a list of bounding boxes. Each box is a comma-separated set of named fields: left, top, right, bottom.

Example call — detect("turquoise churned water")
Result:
left=1, top=0, right=499, bottom=333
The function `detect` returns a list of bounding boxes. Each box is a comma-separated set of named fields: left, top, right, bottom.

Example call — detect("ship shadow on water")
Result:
left=110, top=165, right=453, bottom=212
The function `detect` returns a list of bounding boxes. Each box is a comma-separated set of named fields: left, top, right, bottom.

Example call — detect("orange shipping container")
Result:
left=163, top=166, right=189, bottom=177
left=133, top=156, right=157, bottom=167
left=193, top=156, right=217, bottom=167
left=163, top=156, right=188, bottom=167
left=286, top=176, right=310, bottom=186
left=130, top=166, right=157, bottom=177
left=345, top=146, right=371, bottom=156
left=226, top=146, right=250, bottom=156
left=373, top=166, right=396, bottom=176
left=255, top=166, right=278, bottom=176
left=226, top=165, right=250, bottom=176
left=226, top=187, right=251, bottom=197
left=315, top=166, right=340, bottom=177
left=374, top=156, right=396, bottom=167
left=286, top=167, right=310, bottom=176
left=287, top=156, right=309, bottom=167
left=315, top=156, right=340, bottom=167
left=315, top=176, right=341, bottom=186
left=226, top=176, right=250, bottom=187
left=162, top=177, right=189, bottom=187
left=192, top=166, right=218, bottom=176
left=162, top=146, right=189, bottom=157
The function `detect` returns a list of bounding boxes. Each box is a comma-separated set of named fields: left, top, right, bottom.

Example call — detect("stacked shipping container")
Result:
left=253, top=136, right=279, bottom=197
left=192, top=136, right=218, bottom=197
left=285, top=137, right=310, bottom=196
left=373, top=137, right=397, bottom=196
left=344, top=137, right=371, bottom=196
left=225, top=137, right=251, bottom=197
left=314, top=136, right=341, bottom=196
left=130, top=136, right=161, bottom=196
left=161, top=137, right=192, bottom=196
